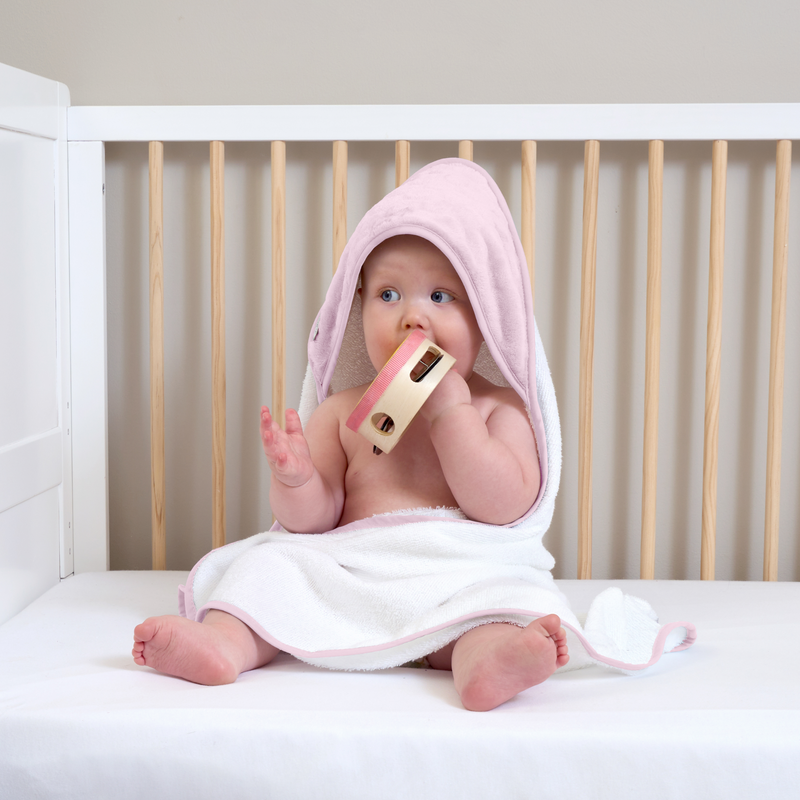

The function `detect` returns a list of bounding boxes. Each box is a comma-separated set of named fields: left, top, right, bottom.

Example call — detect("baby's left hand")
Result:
left=418, top=368, right=471, bottom=424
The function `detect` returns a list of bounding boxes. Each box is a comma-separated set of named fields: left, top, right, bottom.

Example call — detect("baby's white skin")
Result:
left=133, top=235, right=568, bottom=711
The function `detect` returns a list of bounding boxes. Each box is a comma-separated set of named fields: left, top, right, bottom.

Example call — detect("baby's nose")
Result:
left=401, top=300, right=429, bottom=328
left=402, top=308, right=428, bottom=330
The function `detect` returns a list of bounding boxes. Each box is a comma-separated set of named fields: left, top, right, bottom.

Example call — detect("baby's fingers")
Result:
left=260, top=407, right=282, bottom=452
left=284, top=408, right=303, bottom=435
left=259, top=406, right=312, bottom=485
left=269, top=446, right=313, bottom=487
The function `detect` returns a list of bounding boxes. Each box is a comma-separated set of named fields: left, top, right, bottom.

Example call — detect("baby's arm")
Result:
left=422, top=372, right=540, bottom=525
left=261, top=404, right=346, bottom=533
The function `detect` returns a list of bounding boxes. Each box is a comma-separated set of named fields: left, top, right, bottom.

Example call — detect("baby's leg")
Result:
left=132, top=610, right=279, bottom=685
left=427, top=615, right=569, bottom=712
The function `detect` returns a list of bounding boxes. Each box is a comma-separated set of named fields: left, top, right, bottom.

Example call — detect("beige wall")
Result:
left=3, top=1, right=799, bottom=580
left=2, top=0, right=800, bottom=105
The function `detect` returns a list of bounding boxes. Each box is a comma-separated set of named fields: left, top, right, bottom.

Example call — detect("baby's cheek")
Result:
left=364, top=335, right=392, bottom=372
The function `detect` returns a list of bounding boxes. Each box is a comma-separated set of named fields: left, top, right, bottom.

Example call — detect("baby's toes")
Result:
left=133, top=619, right=157, bottom=643
left=537, top=613, right=563, bottom=638
left=554, top=630, right=570, bottom=666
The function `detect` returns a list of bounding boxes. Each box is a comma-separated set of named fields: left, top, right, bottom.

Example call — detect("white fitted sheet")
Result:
left=1, top=571, right=798, bottom=800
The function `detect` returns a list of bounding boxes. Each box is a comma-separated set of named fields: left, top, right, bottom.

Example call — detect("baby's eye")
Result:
left=380, top=289, right=400, bottom=302
left=431, top=290, right=455, bottom=304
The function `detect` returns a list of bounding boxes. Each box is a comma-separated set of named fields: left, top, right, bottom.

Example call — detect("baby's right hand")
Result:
left=260, top=406, right=315, bottom=488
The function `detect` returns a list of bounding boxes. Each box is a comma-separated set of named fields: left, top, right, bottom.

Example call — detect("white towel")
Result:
left=180, top=509, right=694, bottom=671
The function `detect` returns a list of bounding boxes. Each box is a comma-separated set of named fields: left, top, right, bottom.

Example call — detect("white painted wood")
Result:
left=56, top=81, right=74, bottom=577
left=0, top=62, right=66, bottom=140
left=0, top=431, right=62, bottom=515
left=0, top=130, right=59, bottom=448
left=0, top=63, right=67, bottom=618
left=67, top=103, right=800, bottom=143
left=0, top=488, right=60, bottom=625
left=68, top=142, right=110, bottom=573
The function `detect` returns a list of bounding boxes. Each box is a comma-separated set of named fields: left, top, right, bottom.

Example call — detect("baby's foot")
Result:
left=453, top=614, right=569, bottom=712
left=133, top=614, right=247, bottom=685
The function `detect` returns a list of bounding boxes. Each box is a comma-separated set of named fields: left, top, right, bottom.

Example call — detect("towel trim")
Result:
left=194, top=599, right=697, bottom=672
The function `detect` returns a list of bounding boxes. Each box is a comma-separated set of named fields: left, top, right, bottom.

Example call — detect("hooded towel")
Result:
left=179, top=159, right=696, bottom=673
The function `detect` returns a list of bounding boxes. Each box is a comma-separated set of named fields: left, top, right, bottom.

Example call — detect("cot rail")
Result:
left=148, top=142, right=166, bottom=569
left=110, top=104, right=797, bottom=579
left=765, top=140, right=792, bottom=581
left=271, top=142, right=286, bottom=433
left=68, top=104, right=800, bottom=142
left=578, top=141, right=600, bottom=579
left=640, top=140, right=663, bottom=581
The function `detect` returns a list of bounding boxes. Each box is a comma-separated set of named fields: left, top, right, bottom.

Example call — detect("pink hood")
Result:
left=307, top=158, right=550, bottom=519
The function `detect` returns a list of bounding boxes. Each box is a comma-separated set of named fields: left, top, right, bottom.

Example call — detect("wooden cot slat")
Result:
left=579, top=140, right=600, bottom=580
left=764, top=139, right=792, bottom=581
left=210, top=141, right=226, bottom=550
left=272, top=142, right=287, bottom=431
left=641, top=140, right=664, bottom=580
left=396, top=140, right=410, bottom=187
left=459, top=141, right=473, bottom=161
left=521, top=141, right=536, bottom=309
left=149, top=141, right=166, bottom=570
left=701, top=140, right=728, bottom=581
left=333, top=141, right=347, bottom=274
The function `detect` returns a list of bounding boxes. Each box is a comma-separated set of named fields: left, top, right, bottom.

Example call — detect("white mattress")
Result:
left=1, top=571, right=798, bottom=800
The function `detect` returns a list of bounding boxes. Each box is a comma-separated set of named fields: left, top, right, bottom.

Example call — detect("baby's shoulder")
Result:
left=468, top=373, right=527, bottom=415
left=312, top=383, right=372, bottom=423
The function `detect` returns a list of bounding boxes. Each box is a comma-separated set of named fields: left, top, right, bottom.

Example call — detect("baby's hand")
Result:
left=418, top=368, right=472, bottom=424
left=260, top=406, right=315, bottom=487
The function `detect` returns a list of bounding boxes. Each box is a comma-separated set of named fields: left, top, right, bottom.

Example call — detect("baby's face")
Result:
left=358, top=235, right=483, bottom=380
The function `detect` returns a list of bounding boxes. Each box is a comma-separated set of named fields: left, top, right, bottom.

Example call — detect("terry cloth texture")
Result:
left=180, top=158, right=696, bottom=671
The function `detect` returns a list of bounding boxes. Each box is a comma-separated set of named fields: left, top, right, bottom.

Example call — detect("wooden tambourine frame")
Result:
left=346, top=330, right=456, bottom=454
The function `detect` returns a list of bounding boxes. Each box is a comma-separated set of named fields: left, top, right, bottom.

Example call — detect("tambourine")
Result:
left=345, top=330, right=455, bottom=455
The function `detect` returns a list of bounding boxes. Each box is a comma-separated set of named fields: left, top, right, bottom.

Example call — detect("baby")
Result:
left=133, top=234, right=569, bottom=712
